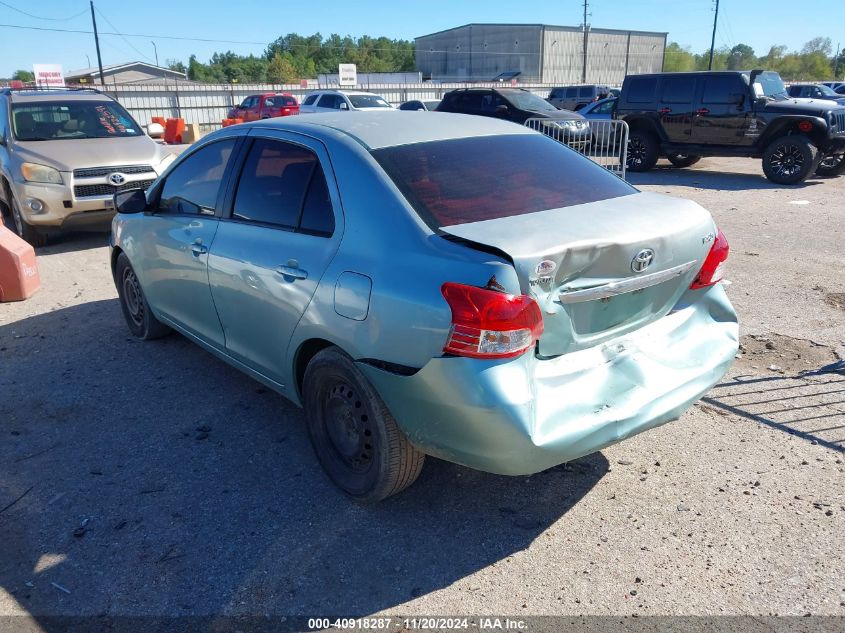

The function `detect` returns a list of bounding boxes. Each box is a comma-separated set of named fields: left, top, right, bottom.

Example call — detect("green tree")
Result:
left=727, top=44, right=756, bottom=70
left=267, top=52, right=299, bottom=83
left=12, top=69, right=34, bottom=82
left=663, top=42, right=695, bottom=72
left=167, top=59, right=187, bottom=74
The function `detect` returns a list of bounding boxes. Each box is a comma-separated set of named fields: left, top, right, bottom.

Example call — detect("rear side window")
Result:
left=661, top=77, right=695, bottom=103
left=372, top=135, right=635, bottom=228
left=303, top=94, right=318, bottom=106
left=625, top=77, right=657, bottom=103
left=702, top=77, right=745, bottom=104
left=232, top=138, right=334, bottom=235
left=159, top=139, right=236, bottom=214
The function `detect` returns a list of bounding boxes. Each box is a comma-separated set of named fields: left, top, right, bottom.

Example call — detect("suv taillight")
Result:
left=690, top=229, right=729, bottom=289
left=441, top=282, right=544, bottom=359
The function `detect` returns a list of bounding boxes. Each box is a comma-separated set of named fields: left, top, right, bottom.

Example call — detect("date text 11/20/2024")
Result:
left=307, top=618, right=528, bottom=630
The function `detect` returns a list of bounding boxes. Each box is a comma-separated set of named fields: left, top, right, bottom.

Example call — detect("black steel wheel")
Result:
left=115, top=252, right=170, bottom=340
left=666, top=153, right=702, bottom=168
left=626, top=131, right=659, bottom=172
left=762, top=135, right=819, bottom=184
left=303, top=346, right=425, bottom=503
left=815, top=152, right=845, bottom=178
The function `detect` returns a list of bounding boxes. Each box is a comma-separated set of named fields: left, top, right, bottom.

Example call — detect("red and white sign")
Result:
left=32, top=64, right=65, bottom=87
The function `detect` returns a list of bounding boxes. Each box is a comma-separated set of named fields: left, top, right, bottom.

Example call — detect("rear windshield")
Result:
left=372, top=134, right=635, bottom=228
left=12, top=101, right=142, bottom=141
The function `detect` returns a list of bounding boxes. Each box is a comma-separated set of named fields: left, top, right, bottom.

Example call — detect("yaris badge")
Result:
left=631, top=248, right=655, bottom=273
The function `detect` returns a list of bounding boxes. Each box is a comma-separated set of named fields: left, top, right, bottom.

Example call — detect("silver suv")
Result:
left=0, top=87, right=175, bottom=245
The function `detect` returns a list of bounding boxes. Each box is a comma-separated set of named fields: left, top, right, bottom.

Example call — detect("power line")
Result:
left=0, top=0, right=87, bottom=21
left=0, top=21, right=270, bottom=45
left=94, top=6, right=154, bottom=63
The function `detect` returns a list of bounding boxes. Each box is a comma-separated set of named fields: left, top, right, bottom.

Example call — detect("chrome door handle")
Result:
left=275, top=265, right=308, bottom=280
left=190, top=243, right=208, bottom=256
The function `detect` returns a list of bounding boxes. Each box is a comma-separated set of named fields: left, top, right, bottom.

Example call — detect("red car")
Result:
left=228, top=93, right=299, bottom=121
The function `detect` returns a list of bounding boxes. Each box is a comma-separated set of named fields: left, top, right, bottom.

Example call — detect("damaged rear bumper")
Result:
left=359, top=284, right=738, bottom=475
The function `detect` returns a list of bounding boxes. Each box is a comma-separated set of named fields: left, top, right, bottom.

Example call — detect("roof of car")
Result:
left=6, top=89, right=115, bottom=103
left=308, top=90, right=384, bottom=96
left=245, top=111, right=532, bottom=150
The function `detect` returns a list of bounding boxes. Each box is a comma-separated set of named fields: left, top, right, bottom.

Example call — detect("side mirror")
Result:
left=114, top=189, right=147, bottom=214
left=146, top=122, right=165, bottom=138
left=339, top=102, right=349, bottom=111
left=495, top=104, right=509, bottom=115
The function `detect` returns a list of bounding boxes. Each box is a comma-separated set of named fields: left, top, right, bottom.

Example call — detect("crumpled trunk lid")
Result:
left=440, top=191, right=717, bottom=357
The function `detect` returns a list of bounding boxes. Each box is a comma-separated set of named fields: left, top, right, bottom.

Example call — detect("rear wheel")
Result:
left=667, top=153, right=702, bottom=168
left=815, top=152, right=845, bottom=178
left=762, top=135, right=819, bottom=184
left=303, top=347, right=425, bottom=503
left=626, top=130, right=659, bottom=172
left=115, top=252, right=171, bottom=340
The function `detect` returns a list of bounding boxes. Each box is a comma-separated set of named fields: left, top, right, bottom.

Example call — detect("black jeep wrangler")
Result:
left=616, top=70, right=845, bottom=184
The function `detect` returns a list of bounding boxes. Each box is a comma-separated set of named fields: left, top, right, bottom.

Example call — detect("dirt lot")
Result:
left=0, top=157, right=843, bottom=626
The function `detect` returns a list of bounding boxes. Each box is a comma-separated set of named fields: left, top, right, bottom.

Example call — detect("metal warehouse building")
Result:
left=416, top=23, right=667, bottom=84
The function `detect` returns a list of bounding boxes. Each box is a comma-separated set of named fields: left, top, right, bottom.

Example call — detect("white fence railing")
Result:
left=97, top=81, right=620, bottom=131
left=524, top=118, right=628, bottom=179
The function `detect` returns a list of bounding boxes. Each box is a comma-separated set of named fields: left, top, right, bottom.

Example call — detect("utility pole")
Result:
left=835, top=42, right=841, bottom=80
left=581, top=0, right=589, bottom=83
left=708, top=0, right=720, bottom=70
left=90, top=1, right=105, bottom=87
left=151, top=41, right=159, bottom=67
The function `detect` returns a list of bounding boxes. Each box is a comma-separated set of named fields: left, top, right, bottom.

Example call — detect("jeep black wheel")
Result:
left=762, top=135, right=819, bottom=184
left=626, top=131, right=659, bottom=172
left=815, top=152, right=845, bottom=178
left=667, top=153, right=702, bottom=168
left=303, top=346, right=425, bottom=503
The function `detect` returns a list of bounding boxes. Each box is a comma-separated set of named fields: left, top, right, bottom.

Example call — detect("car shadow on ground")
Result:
left=0, top=299, right=608, bottom=622
left=627, top=165, right=827, bottom=192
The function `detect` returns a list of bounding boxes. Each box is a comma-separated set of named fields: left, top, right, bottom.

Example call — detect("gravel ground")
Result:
left=0, top=156, right=843, bottom=626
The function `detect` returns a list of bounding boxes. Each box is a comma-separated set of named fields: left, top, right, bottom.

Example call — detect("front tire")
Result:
left=115, top=252, right=171, bottom=340
left=626, top=130, right=659, bottom=172
left=667, top=153, right=702, bottom=168
left=815, top=152, right=845, bottom=178
left=303, top=347, right=425, bottom=503
left=9, top=195, right=46, bottom=247
left=762, top=135, right=819, bottom=184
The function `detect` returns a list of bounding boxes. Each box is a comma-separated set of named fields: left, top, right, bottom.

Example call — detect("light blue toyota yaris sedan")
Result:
left=110, top=112, right=738, bottom=502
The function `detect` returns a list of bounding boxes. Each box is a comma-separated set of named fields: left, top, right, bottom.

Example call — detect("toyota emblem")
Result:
left=108, top=173, right=126, bottom=186
left=631, top=248, right=655, bottom=273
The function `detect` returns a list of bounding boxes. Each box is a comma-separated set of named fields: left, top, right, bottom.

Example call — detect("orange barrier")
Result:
left=151, top=116, right=166, bottom=127
left=0, top=225, right=40, bottom=301
left=221, top=118, right=243, bottom=127
left=164, top=118, right=186, bottom=144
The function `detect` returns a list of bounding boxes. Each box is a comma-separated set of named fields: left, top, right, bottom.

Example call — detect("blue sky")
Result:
left=0, top=0, right=841, bottom=76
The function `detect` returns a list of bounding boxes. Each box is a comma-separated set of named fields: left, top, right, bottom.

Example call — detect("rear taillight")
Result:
left=690, top=228, right=729, bottom=289
left=441, top=282, right=544, bottom=359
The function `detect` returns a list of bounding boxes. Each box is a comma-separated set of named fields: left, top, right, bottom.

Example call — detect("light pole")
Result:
left=151, top=41, right=159, bottom=67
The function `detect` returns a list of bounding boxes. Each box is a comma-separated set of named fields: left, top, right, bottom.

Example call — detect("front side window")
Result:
left=373, top=134, right=635, bottom=228
left=303, top=94, right=318, bottom=106
left=159, top=139, right=236, bottom=215
left=232, top=138, right=334, bottom=235
left=565, top=87, right=577, bottom=98
left=12, top=101, right=143, bottom=141
left=578, top=87, right=593, bottom=98
left=594, top=100, right=615, bottom=114
left=702, top=77, right=745, bottom=104
left=318, top=94, right=341, bottom=109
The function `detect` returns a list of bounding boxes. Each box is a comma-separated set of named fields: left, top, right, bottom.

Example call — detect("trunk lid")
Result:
left=441, top=191, right=716, bottom=357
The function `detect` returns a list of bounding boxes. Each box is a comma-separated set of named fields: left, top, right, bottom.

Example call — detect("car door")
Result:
left=136, top=137, right=240, bottom=348
left=657, top=75, right=696, bottom=143
left=316, top=94, right=342, bottom=112
left=207, top=132, right=343, bottom=386
left=693, top=75, right=753, bottom=145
